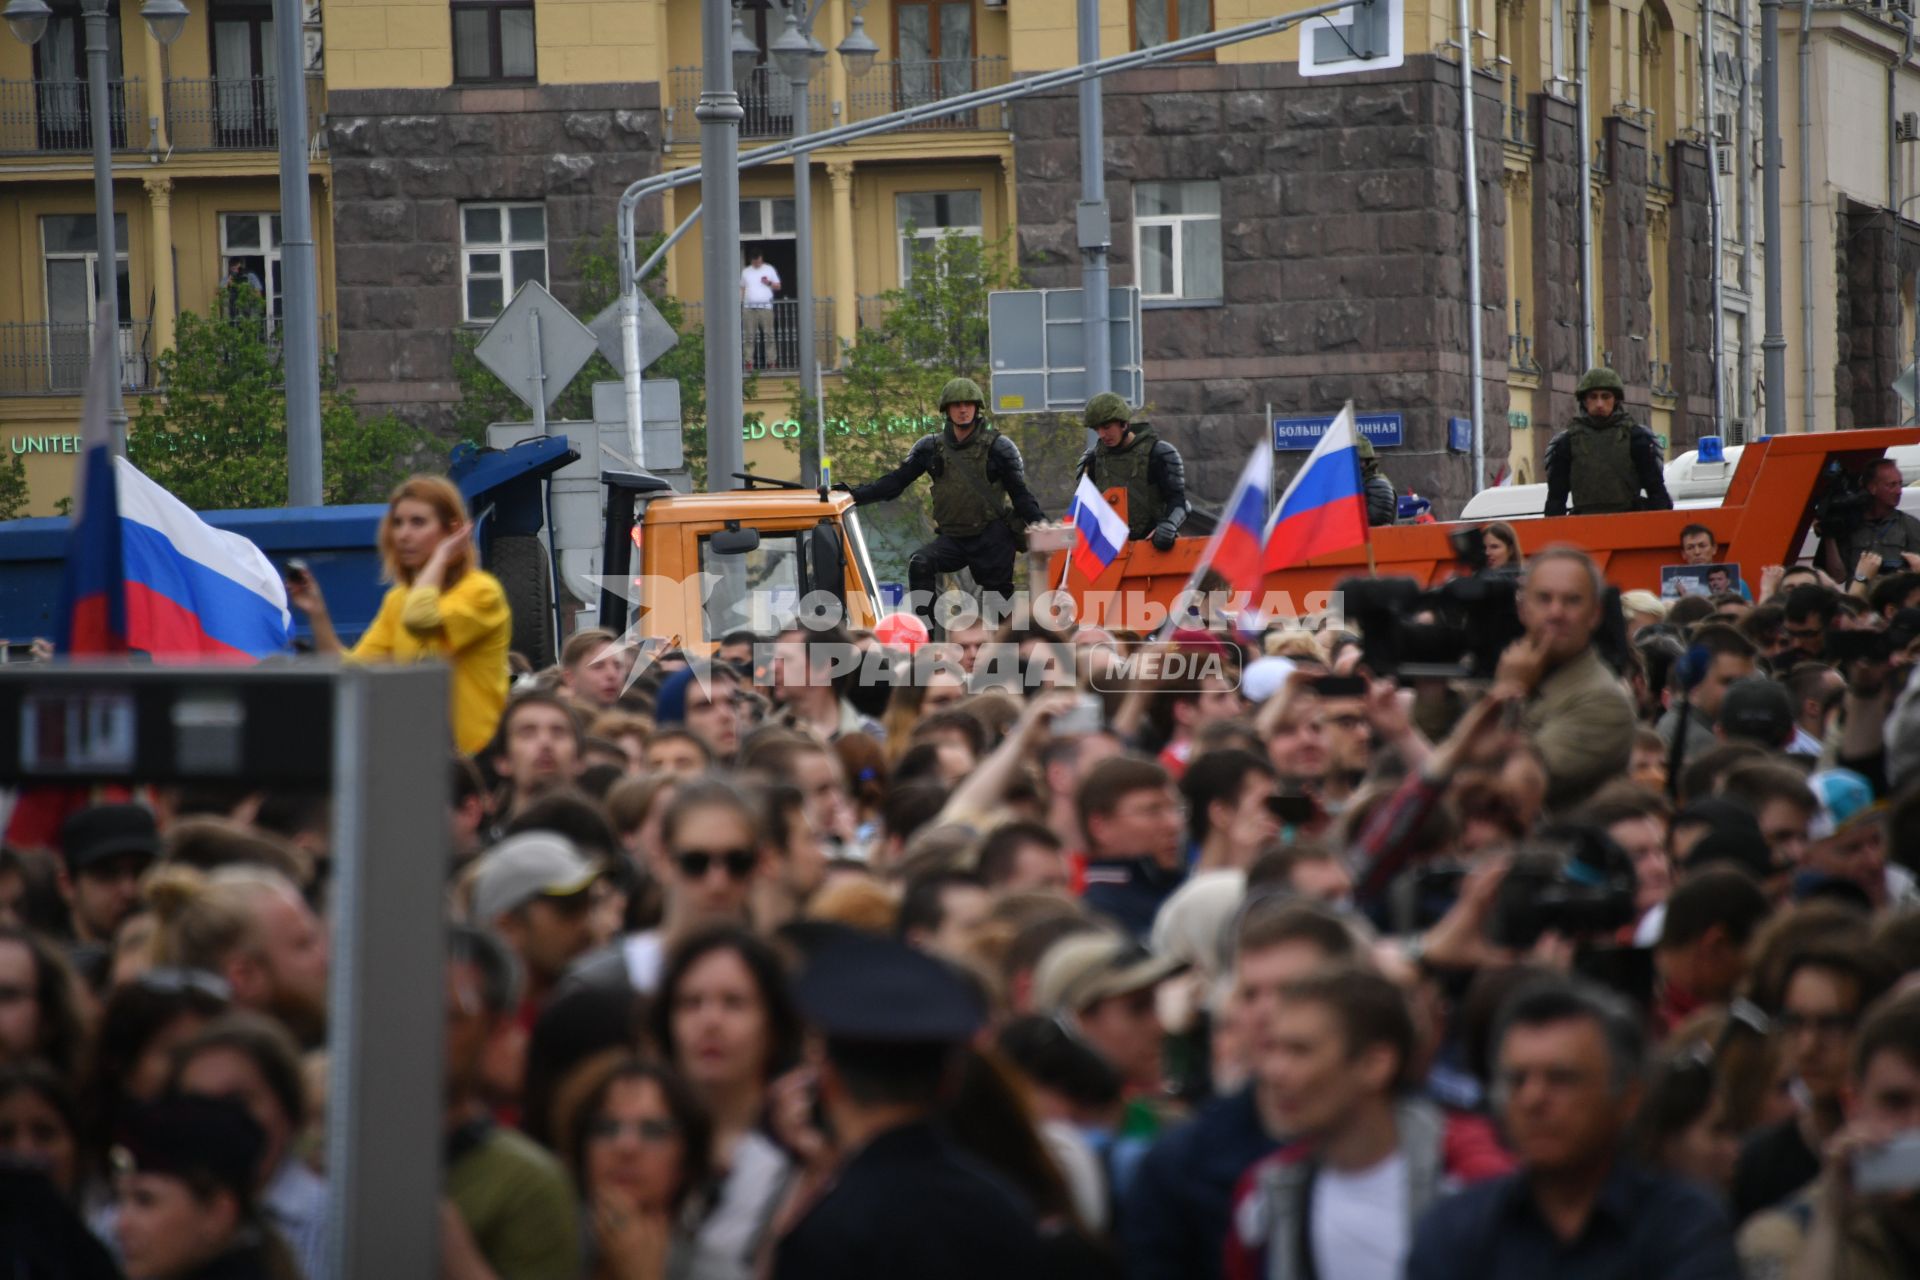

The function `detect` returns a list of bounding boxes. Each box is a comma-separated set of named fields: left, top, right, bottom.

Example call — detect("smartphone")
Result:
left=1053, top=693, right=1105, bottom=736
left=285, top=557, right=311, bottom=583
left=1852, top=1130, right=1920, bottom=1195
left=1312, top=674, right=1368, bottom=699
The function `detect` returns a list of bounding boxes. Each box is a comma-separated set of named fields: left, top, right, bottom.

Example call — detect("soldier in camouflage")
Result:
left=1076, top=392, right=1190, bottom=550
left=842, top=377, right=1047, bottom=628
left=1543, top=367, right=1673, bottom=518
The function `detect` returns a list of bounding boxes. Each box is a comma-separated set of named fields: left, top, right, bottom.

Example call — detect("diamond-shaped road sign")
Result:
left=589, top=295, right=680, bottom=377
left=1895, top=363, right=1919, bottom=412
left=474, top=281, right=599, bottom=413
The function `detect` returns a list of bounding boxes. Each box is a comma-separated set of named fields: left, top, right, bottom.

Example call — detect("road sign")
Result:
left=1448, top=416, right=1472, bottom=452
left=1273, top=412, right=1404, bottom=451
left=474, top=281, right=599, bottom=414
left=589, top=294, right=680, bottom=377
left=1302, top=0, right=1405, bottom=78
left=1895, top=363, right=1919, bottom=411
left=987, top=286, right=1144, bottom=414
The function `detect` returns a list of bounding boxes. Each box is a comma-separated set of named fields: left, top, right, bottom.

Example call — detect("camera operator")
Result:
left=1822, top=460, right=1920, bottom=583
left=1495, top=547, right=1638, bottom=814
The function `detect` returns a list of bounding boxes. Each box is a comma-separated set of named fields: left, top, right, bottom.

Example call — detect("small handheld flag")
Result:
left=1260, top=403, right=1371, bottom=572
left=1194, top=444, right=1274, bottom=601
left=1067, top=475, right=1129, bottom=583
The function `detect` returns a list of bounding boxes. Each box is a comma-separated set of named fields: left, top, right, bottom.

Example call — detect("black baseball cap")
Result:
left=58, top=804, right=159, bottom=876
left=1718, top=678, right=1795, bottom=749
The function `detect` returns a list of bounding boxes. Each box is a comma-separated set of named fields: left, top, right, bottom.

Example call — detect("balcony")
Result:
left=667, top=56, right=1008, bottom=147
left=0, top=77, right=150, bottom=156
left=678, top=299, right=836, bottom=374
left=0, top=321, right=155, bottom=395
left=162, top=76, right=327, bottom=153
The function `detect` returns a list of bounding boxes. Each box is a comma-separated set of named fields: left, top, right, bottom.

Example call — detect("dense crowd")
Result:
left=6, top=476, right=1920, bottom=1280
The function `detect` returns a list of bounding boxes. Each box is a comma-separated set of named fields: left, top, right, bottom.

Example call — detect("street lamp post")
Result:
left=6, top=0, right=183, bottom=454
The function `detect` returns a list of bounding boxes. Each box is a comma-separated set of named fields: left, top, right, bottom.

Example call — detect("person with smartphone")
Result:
left=1738, top=991, right=1920, bottom=1279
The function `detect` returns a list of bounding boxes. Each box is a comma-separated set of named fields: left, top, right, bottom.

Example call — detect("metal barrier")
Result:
left=0, top=320, right=154, bottom=395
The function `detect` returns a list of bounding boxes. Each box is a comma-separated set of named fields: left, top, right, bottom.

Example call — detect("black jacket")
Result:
left=773, top=1121, right=1045, bottom=1280
left=849, top=427, right=1047, bottom=524
left=1542, top=416, right=1673, bottom=517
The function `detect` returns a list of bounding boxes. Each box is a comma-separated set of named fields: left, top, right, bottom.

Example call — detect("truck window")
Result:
left=701, top=532, right=802, bottom=637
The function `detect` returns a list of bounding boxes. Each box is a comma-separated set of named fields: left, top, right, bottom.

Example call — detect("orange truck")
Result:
left=1049, top=426, right=1920, bottom=625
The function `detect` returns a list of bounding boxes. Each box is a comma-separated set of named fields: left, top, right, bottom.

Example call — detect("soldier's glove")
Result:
left=1151, top=522, right=1179, bottom=551
left=830, top=482, right=854, bottom=494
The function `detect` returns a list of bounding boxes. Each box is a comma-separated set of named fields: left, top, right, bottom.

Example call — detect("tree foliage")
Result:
left=450, top=229, right=738, bottom=485
left=0, top=452, right=29, bottom=521
left=128, top=296, right=445, bottom=509
left=811, top=229, right=1079, bottom=582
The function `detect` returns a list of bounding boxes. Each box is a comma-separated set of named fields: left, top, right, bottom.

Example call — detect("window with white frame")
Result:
left=1133, top=181, right=1221, bottom=302
left=895, top=190, right=982, bottom=283
left=219, top=213, right=283, bottom=318
left=460, top=202, right=546, bottom=323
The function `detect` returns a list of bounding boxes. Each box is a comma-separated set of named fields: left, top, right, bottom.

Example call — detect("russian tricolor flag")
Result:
left=1260, top=403, right=1371, bottom=572
left=1195, top=444, right=1272, bottom=600
left=1068, top=475, right=1129, bottom=581
left=59, top=315, right=290, bottom=662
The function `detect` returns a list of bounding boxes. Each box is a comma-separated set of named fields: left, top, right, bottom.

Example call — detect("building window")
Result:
left=219, top=212, right=282, bottom=319
left=452, top=0, right=535, bottom=83
left=1133, top=0, right=1210, bottom=51
left=1133, top=181, right=1221, bottom=302
left=895, top=190, right=981, bottom=283
left=460, top=203, right=546, bottom=322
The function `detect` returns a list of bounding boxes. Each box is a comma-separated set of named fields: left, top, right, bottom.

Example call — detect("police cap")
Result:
left=794, top=927, right=985, bottom=1043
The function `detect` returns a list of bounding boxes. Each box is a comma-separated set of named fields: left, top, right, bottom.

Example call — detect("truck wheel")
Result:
left=493, top=535, right=554, bottom=670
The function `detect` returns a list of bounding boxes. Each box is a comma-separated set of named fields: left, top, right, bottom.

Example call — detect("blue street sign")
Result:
left=1272, top=412, right=1404, bottom=451
left=1447, top=416, right=1471, bottom=452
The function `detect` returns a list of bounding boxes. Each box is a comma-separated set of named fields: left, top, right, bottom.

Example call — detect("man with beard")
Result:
left=145, top=863, right=331, bottom=1045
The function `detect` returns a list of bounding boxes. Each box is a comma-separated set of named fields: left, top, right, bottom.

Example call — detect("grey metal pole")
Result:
left=1704, top=21, right=1728, bottom=438
left=793, top=83, right=819, bottom=485
left=1456, top=0, right=1486, bottom=493
left=1760, top=0, right=1787, bottom=437
left=622, top=202, right=704, bottom=457
left=1076, top=0, right=1109, bottom=449
left=699, top=0, right=747, bottom=490
left=1796, top=0, right=1815, bottom=434
left=1575, top=0, right=1595, bottom=369
left=81, top=0, right=125, bottom=454
left=273, top=0, right=323, bottom=505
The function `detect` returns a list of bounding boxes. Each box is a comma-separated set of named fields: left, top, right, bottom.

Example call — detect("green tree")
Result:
left=450, top=229, right=741, bottom=485
left=813, top=228, right=1078, bottom=583
left=128, top=301, right=445, bottom=509
left=0, top=452, right=29, bottom=521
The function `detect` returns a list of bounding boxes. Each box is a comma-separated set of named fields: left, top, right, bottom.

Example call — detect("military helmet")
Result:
left=1083, top=391, right=1133, bottom=430
left=938, top=377, right=986, bottom=410
left=1354, top=436, right=1377, bottom=460
left=1576, top=366, right=1625, bottom=397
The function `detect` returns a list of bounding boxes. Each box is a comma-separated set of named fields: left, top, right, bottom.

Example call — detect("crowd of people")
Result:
left=5, top=469, right=1920, bottom=1280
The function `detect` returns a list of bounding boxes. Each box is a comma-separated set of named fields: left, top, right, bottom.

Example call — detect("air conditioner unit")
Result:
left=1899, top=111, right=1920, bottom=143
left=1713, top=112, right=1731, bottom=140
left=1716, top=147, right=1734, bottom=175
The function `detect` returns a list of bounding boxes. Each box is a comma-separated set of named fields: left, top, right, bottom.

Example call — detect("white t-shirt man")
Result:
left=741, top=260, right=780, bottom=308
left=1309, top=1149, right=1409, bottom=1280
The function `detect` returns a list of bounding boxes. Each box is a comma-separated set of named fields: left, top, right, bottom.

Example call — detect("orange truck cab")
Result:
left=593, top=471, right=881, bottom=652
left=1050, top=427, right=1920, bottom=625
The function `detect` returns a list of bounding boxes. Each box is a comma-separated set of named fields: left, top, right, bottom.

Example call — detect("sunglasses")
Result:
left=586, top=1116, right=680, bottom=1144
left=136, top=967, right=233, bottom=1001
left=673, top=848, right=758, bottom=880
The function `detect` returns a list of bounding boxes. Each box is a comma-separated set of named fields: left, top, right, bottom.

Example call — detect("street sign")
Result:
left=1448, top=416, right=1471, bottom=452
left=1302, top=0, right=1405, bottom=78
left=987, top=286, right=1144, bottom=414
left=474, top=281, right=599, bottom=413
left=1273, top=411, right=1404, bottom=451
left=589, top=294, right=680, bottom=377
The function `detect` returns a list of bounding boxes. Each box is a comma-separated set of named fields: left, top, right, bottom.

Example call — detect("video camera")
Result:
left=1338, top=529, right=1523, bottom=679
left=1813, top=458, right=1873, bottom=541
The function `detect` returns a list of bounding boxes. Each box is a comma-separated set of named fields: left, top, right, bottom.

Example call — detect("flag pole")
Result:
left=1057, top=493, right=1080, bottom=595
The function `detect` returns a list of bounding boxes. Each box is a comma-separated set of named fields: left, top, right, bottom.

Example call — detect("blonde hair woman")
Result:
left=287, top=475, right=511, bottom=752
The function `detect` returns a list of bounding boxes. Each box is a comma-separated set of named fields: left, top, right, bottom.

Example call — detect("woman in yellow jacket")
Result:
left=288, top=475, right=512, bottom=753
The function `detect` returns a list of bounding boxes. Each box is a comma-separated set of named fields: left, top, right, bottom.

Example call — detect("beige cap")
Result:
left=1032, top=931, right=1187, bottom=1015
left=1620, top=589, right=1668, bottom=619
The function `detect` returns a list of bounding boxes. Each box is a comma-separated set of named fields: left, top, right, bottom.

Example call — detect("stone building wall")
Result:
left=1664, top=140, right=1717, bottom=448
left=328, top=84, right=661, bottom=431
left=1600, top=117, right=1651, bottom=415
left=1838, top=199, right=1919, bottom=431
left=1527, top=92, right=1583, bottom=469
left=1009, top=55, right=1509, bottom=515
